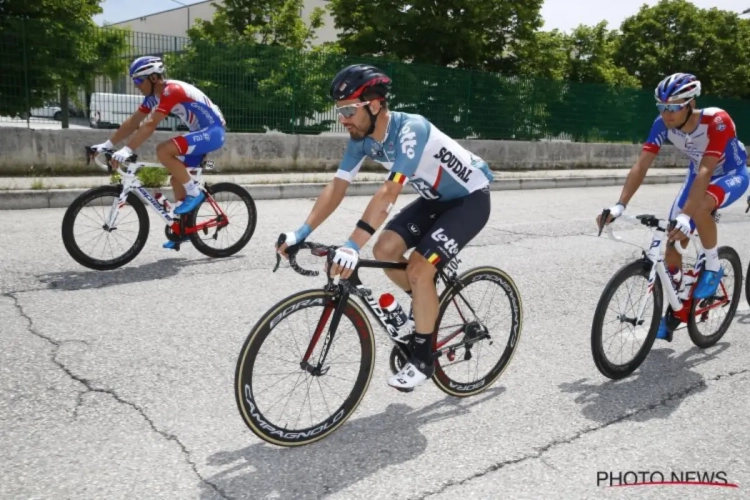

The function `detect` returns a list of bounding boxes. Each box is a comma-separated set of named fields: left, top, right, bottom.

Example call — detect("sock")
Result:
left=704, top=246, right=720, bottom=272
left=412, top=332, right=433, bottom=366
left=183, top=180, right=200, bottom=197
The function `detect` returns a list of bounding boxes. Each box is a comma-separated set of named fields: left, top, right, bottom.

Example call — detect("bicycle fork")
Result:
left=300, top=290, right=350, bottom=376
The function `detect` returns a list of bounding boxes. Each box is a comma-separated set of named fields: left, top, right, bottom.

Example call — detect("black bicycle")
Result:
left=234, top=237, right=523, bottom=447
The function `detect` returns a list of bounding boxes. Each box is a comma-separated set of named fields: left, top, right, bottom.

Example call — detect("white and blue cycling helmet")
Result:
left=129, top=56, right=165, bottom=85
left=654, top=72, right=701, bottom=103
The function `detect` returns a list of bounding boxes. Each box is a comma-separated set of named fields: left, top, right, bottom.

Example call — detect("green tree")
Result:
left=166, top=0, right=342, bottom=133
left=615, top=0, right=750, bottom=98
left=0, top=0, right=128, bottom=120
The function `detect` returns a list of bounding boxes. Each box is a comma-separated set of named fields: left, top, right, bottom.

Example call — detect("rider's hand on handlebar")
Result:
left=92, top=139, right=114, bottom=153
left=276, top=224, right=313, bottom=259
left=111, top=146, right=133, bottom=169
left=667, top=213, right=692, bottom=242
left=328, top=244, right=359, bottom=280
left=596, top=202, right=625, bottom=228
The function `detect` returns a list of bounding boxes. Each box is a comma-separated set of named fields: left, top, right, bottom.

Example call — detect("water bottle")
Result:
left=379, top=293, right=411, bottom=341
left=154, top=192, right=172, bottom=212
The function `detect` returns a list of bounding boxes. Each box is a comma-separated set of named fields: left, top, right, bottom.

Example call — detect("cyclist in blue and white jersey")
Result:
left=598, top=73, right=749, bottom=341
left=277, top=64, right=495, bottom=390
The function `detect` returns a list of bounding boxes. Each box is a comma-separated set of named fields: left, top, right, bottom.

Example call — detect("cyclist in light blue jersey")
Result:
left=277, top=64, right=495, bottom=391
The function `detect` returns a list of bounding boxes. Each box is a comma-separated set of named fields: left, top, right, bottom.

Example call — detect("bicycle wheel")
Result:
left=188, top=182, right=257, bottom=258
left=688, top=246, right=742, bottom=348
left=591, top=260, right=663, bottom=380
left=745, top=257, right=750, bottom=308
left=431, top=266, right=523, bottom=398
left=234, top=289, right=375, bottom=447
left=61, top=185, right=149, bottom=271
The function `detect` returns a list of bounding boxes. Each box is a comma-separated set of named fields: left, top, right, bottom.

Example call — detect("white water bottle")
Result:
left=379, top=293, right=411, bottom=341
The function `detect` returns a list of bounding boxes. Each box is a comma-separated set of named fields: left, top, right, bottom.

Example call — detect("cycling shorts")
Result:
left=171, top=124, right=225, bottom=168
left=384, top=186, right=491, bottom=270
left=669, top=163, right=750, bottom=230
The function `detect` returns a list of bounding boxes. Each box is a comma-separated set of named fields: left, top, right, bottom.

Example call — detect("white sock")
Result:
left=703, top=246, right=720, bottom=272
left=182, top=180, right=200, bottom=197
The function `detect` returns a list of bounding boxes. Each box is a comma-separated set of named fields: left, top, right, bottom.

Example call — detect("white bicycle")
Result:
left=61, top=146, right=257, bottom=271
left=591, top=209, right=741, bottom=379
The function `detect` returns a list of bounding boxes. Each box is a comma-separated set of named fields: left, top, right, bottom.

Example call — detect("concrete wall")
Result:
left=0, top=128, right=687, bottom=175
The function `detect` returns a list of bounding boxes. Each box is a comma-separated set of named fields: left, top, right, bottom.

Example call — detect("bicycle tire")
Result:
left=234, top=289, right=375, bottom=447
left=431, top=266, right=523, bottom=398
left=61, top=185, right=149, bottom=271
left=591, top=259, right=663, bottom=380
left=688, top=246, right=742, bottom=348
left=745, top=257, right=750, bottom=308
left=188, top=182, right=257, bottom=258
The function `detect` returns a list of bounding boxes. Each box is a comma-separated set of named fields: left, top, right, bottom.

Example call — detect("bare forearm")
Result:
left=304, top=179, right=347, bottom=230
left=347, top=187, right=397, bottom=249
left=125, top=122, right=157, bottom=151
left=617, top=163, right=648, bottom=206
left=110, top=115, right=141, bottom=144
left=681, top=167, right=712, bottom=218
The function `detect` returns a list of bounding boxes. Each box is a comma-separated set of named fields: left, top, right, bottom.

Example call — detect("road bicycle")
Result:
left=61, top=147, right=257, bottom=271
left=744, top=196, right=750, bottom=307
left=234, top=237, right=523, bottom=447
left=591, top=209, right=741, bottom=380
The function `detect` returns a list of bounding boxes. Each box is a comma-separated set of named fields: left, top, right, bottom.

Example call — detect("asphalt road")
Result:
left=2, top=183, right=749, bottom=500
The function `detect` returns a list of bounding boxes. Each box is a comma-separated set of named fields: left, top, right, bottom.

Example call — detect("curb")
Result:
left=0, top=174, right=686, bottom=210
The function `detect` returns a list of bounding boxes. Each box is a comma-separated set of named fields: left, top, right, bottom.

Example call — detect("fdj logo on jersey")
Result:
left=431, top=228, right=459, bottom=255
left=400, top=124, right=417, bottom=159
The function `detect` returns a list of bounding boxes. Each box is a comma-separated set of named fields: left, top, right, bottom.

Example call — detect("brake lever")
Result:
left=597, top=209, right=611, bottom=237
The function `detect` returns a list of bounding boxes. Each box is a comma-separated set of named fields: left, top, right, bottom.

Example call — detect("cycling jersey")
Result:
left=643, top=107, right=747, bottom=177
left=336, top=111, right=494, bottom=201
left=139, top=79, right=226, bottom=132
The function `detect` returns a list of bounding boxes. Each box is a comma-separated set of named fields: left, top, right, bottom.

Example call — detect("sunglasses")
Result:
left=334, top=101, right=375, bottom=118
left=133, top=77, right=145, bottom=86
left=656, top=98, right=693, bottom=113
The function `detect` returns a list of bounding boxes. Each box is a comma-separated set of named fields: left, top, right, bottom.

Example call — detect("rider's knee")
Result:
left=697, top=193, right=719, bottom=216
left=406, top=254, right=436, bottom=288
left=373, top=232, right=405, bottom=261
left=156, top=140, right=176, bottom=160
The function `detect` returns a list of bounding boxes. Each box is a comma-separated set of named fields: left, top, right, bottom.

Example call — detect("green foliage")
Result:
left=110, top=167, right=169, bottom=188
left=0, top=0, right=128, bottom=117
left=164, top=0, right=342, bottom=133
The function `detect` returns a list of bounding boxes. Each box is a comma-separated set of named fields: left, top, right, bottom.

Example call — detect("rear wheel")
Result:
left=188, top=182, right=257, bottom=258
left=61, top=185, right=149, bottom=271
left=688, top=246, right=742, bottom=348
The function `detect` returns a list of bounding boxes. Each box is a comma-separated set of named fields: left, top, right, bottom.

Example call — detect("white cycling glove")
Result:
left=672, top=213, right=692, bottom=238
left=280, top=223, right=312, bottom=247
left=608, top=202, right=626, bottom=219
left=112, top=146, right=134, bottom=164
left=331, top=246, right=359, bottom=274
left=92, top=139, right=114, bottom=152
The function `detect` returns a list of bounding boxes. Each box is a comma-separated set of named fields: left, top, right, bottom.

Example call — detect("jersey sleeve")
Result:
left=704, top=111, right=736, bottom=159
left=642, top=116, right=668, bottom=154
left=153, top=83, right=185, bottom=116
left=138, top=97, right=153, bottom=114
left=335, top=140, right=366, bottom=183
left=387, top=117, right=430, bottom=185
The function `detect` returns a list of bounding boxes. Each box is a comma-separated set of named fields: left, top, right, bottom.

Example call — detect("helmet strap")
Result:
left=677, top=106, right=693, bottom=131
left=361, top=96, right=383, bottom=136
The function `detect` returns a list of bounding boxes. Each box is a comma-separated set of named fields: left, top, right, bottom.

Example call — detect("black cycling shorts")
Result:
left=383, top=186, right=491, bottom=270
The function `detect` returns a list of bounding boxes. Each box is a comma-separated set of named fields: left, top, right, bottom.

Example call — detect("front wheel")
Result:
left=688, top=246, right=742, bottom=348
left=188, top=182, right=257, bottom=258
left=234, top=289, right=375, bottom=447
left=61, top=185, right=149, bottom=271
left=591, top=259, right=663, bottom=380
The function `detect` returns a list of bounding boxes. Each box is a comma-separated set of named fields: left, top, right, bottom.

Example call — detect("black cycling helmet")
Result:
left=330, top=64, right=392, bottom=102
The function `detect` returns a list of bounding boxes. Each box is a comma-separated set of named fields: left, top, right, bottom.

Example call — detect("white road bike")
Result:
left=61, top=146, right=257, bottom=271
left=591, top=210, right=741, bottom=379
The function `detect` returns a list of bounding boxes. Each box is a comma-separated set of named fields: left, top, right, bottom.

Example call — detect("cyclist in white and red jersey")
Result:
left=597, top=72, right=749, bottom=341
left=90, top=56, right=227, bottom=249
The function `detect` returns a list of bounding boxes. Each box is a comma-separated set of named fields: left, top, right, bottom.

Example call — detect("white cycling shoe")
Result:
left=387, top=358, right=434, bottom=392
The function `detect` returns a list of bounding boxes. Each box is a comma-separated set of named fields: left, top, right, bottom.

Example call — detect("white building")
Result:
left=105, top=0, right=339, bottom=45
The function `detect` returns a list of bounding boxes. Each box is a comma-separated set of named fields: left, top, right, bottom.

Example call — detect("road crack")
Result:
left=6, top=292, right=230, bottom=500
left=417, top=368, right=750, bottom=499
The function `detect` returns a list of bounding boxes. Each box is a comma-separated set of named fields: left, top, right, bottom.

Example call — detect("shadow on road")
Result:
left=559, top=341, right=731, bottom=424
left=36, top=255, right=243, bottom=291
left=200, top=386, right=506, bottom=500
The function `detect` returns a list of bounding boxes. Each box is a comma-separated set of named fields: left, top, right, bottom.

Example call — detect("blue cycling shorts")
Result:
left=669, top=163, right=750, bottom=230
left=171, top=125, right=225, bottom=168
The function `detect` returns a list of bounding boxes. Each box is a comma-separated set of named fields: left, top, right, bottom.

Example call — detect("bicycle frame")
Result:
left=88, top=149, right=227, bottom=237
left=274, top=242, right=476, bottom=373
left=603, top=212, right=727, bottom=325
